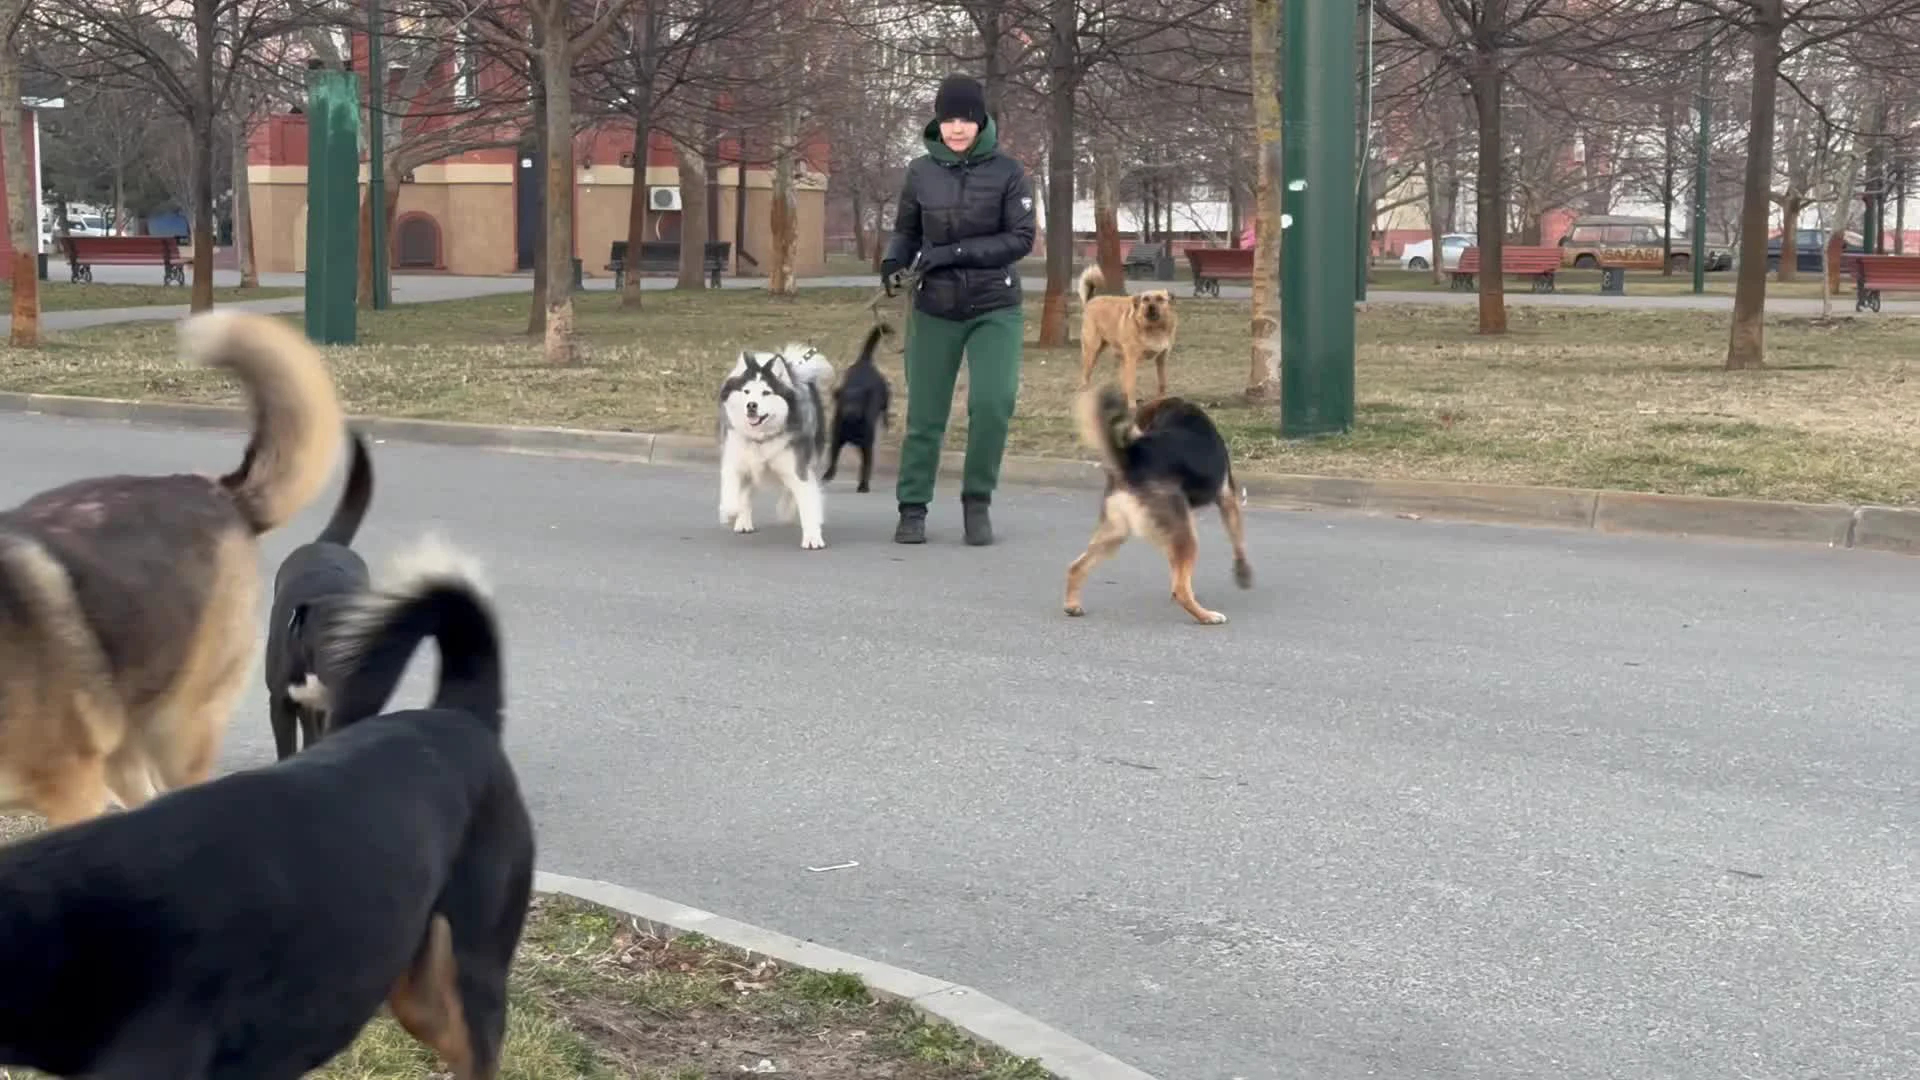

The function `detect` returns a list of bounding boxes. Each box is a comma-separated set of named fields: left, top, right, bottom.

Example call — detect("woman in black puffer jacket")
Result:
left=880, top=73, right=1037, bottom=547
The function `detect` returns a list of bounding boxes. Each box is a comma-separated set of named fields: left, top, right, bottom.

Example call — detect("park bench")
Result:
left=606, top=240, right=732, bottom=290
left=1123, top=240, right=1172, bottom=281
left=61, top=234, right=185, bottom=286
left=1450, top=245, right=1561, bottom=293
left=1851, top=254, right=1920, bottom=313
left=1185, top=246, right=1255, bottom=297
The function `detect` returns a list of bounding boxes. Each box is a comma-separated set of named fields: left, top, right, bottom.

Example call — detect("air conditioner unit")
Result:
left=649, top=186, right=682, bottom=212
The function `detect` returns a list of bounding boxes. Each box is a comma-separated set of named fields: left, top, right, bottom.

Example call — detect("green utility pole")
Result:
left=1691, top=57, right=1709, bottom=296
left=366, top=0, right=391, bottom=309
left=305, top=68, right=361, bottom=344
left=1355, top=0, right=1374, bottom=303
left=1281, top=0, right=1358, bottom=437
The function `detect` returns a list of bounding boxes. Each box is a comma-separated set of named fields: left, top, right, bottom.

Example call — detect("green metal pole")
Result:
left=1354, top=0, right=1374, bottom=303
left=1281, top=0, right=1358, bottom=437
left=305, top=69, right=361, bottom=344
left=1691, top=56, right=1708, bottom=296
left=367, top=0, right=390, bottom=309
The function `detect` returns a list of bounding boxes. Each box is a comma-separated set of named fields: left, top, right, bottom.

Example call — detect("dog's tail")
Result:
left=1078, top=264, right=1104, bottom=305
left=852, top=322, right=894, bottom=369
left=314, top=429, right=375, bottom=546
left=182, top=310, right=345, bottom=535
left=0, top=536, right=125, bottom=757
left=322, top=535, right=502, bottom=731
left=1074, top=385, right=1132, bottom=478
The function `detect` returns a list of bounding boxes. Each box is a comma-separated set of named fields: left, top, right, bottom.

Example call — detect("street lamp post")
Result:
left=366, top=0, right=391, bottom=309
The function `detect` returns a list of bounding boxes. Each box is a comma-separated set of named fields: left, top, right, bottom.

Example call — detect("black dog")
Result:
left=822, top=322, right=894, bottom=492
left=0, top=535, right=533, bottom=1080
left=265, top=428, right=373, bottom=760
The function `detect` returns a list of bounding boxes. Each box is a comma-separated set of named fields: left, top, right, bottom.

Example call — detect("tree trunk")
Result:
left=1727, top=4, right=1782, bottom=370
left=1471, top=58, right=1507, bottom=335
left=1248, top=0, right=1281, bottom=396
left=621, top=95, right=653, bottom=309
left=768, top=104, right=799, bottom=296
left=1660, top=97, right=1675, bottom=276
left=1092, top=132, right=1125, bottom=292
left=1425, top=150, right=1446, bottom=285
left=357, top=187, right=374, bottom=306
left=189, top=0, right=218, bottom=312
left=1819, top=151, right=1859, bottom=316
left=674, top=133, right=709, bottom=290
left=112, top=164, right=126, bottom=242
left=850, top=186, right=867, bottom=262
left=540, top=5, right=576, bottom=365
left=870, top=198, right=890, bottom=270
left=1776, top=195, right=1801, bottom=282
left=1037, top=0, right=1075, bottom=347
left=526, top=58, right=547, bottom=336
left=0, top=30, right=39, bottom=348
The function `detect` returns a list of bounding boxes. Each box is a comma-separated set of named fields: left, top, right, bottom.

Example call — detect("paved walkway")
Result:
left=1, top=412, right=1913, bottom=1080
left=10, top=260, right=1916, bottom=334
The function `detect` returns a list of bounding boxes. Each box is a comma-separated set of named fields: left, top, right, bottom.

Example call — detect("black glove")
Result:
left=881, top=259, right=903, bottom=297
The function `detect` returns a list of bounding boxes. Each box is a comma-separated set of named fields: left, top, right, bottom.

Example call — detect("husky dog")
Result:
left=718, top=344, right=833, bottom=550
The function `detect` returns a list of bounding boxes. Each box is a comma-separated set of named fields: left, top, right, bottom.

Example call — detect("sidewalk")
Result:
left=12, top=261, right=1916, bottom=335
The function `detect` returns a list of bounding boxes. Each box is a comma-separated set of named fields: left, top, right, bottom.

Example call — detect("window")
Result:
left=453, top=26, right=476, bottom=104
left=1629, top=226, right=1660, bottom=244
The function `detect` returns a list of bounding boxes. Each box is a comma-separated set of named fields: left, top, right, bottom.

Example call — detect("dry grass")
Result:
left=0, top=281, right=300, bottom=311
left=0, top=818, right=1045, bottom=1080
left=1363, top=267, right=1841, bottom=299
left=15, top=286, right=1920, bottom=506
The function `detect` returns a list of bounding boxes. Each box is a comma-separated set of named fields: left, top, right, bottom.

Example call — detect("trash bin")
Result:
left=36, top=252, right=47, bottom=281
left=1600, top=266, right=1626, bottom=296
left=1154, top=249, right=1177, bottom=282
left=570, top=257, right=584, bottom=289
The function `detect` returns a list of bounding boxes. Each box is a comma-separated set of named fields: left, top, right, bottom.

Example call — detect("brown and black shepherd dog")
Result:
left=1076, top=264, right=1179, bottom=404
left=1064, top=386, right=1253, bottom=625
left=0, top=309, right=344, bottom=827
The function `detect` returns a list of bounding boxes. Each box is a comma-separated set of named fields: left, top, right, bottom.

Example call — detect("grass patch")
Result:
left=17, top=285, right=1920, bottom=506
left=1, top=281, right=301, bottom=312
left=0, top=811, right=1048, bottom=1079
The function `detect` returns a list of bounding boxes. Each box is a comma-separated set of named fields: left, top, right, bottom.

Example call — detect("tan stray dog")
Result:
left=0, top=310, right=344, bottom=827
left=1064, top=386, right=1252, bottom=625
left=1076, top=264, right=1179, bottom=403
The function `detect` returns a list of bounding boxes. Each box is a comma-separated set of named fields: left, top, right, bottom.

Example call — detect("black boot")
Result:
left=894, top=502, right=928, bottom=544
left=961, top=494, right=994, bottom=547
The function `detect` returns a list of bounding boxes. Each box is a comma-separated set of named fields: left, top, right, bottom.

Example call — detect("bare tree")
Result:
left=35, top=0, right=328, bottom=312
left=453, top=0, right=636, bottom=363
left=1248, top=0, right=1279, bottom=396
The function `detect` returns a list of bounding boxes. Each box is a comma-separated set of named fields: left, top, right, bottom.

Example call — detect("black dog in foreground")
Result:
left=822, top=323, right=895, bottom=492
left=265, top=428, right=375, bottom=759
left=0, top=536, right=534, bottom=1080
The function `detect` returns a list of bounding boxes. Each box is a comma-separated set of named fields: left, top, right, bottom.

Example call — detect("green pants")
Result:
left=896, top=305, right=1025, bottom=506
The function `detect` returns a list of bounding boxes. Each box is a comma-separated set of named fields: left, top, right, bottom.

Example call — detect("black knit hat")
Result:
left=933, top=74, right=989, bottom=126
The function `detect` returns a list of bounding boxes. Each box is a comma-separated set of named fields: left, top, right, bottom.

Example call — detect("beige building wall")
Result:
left=248, top=162, right=827, bottom=279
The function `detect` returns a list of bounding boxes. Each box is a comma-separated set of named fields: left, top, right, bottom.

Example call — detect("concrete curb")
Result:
left=533, top=872, right=1159, bottom=1080
left=6, top=389, right=1919, bottom=556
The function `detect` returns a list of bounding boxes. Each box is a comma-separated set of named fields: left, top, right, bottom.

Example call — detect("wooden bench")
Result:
left=1851, top=254, right=1920, bottom=313
left=62, top=234, right=185, bottom=286
left=1184, top=246, right=1255, bottom=297
left=1450, top=245, right=1561, bottom=293
left=606, top=240, right=733, bottom=289
left=1123, top=240, right=1171, bottom=279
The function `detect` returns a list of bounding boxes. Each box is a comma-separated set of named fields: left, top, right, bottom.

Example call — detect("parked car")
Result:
left=1558, top=214, right=1729, bottom=273
left=1401, top=233, right=1474, bottom=271
left=1765, top=229, right=1865, bottom=274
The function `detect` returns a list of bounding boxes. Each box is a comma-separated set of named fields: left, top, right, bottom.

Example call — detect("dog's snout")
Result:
left=745, top=401, right=759, bottom=415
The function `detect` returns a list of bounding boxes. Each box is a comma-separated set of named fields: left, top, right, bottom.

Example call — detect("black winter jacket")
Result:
left=882, top=116, right=1037, bottom=322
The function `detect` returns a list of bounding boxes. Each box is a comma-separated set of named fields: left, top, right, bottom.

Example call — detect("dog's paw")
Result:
left=1234, top=559, right=1254, bottom=589
left=1064, top=603, right=1087, bottom=617
left=1193, top=610, right=1229, bottom=626
left=856, top=482, right=871, bottom=493
left=732, top=515, right=756, bottom=534
left=801, top=532, right=827, bottom=550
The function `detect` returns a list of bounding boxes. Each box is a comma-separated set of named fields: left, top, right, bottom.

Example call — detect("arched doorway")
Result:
left=394, top=212, right=442, bottom=270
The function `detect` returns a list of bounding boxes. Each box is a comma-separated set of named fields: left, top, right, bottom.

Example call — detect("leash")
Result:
left=866, top=261, right=922, bottom=391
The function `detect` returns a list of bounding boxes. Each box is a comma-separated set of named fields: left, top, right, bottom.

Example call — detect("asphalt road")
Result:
left=2, top=413, right=1915, bottom=1080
